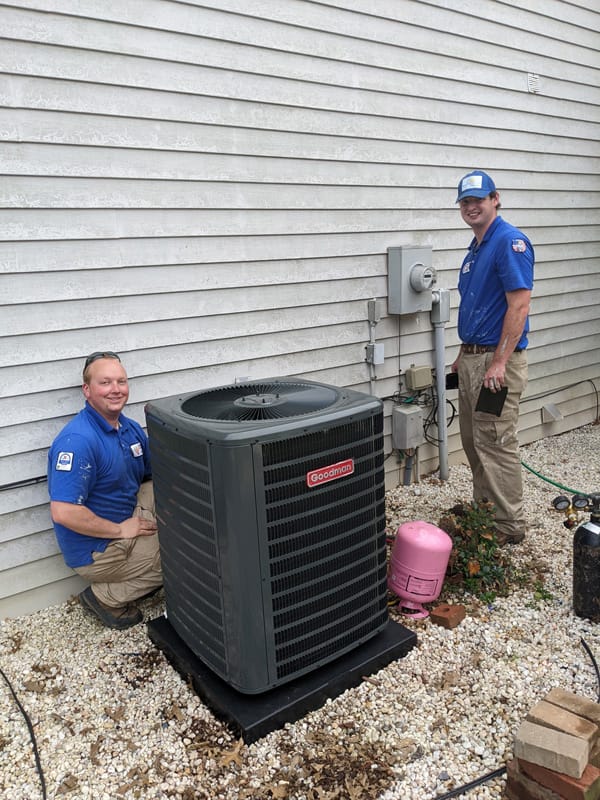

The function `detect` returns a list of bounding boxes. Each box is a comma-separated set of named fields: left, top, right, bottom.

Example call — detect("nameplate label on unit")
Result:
left=306, top=458, right=354, bottom=488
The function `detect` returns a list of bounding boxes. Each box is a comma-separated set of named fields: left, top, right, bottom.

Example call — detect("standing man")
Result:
left=451, top=171, right=534, bottom=545
left=48, top=352, right=162, bottom=629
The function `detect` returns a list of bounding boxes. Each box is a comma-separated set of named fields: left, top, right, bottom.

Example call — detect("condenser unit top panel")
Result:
left=145, top=378, right=382, bottom=443
left=182, top=381, right=339, bottom=421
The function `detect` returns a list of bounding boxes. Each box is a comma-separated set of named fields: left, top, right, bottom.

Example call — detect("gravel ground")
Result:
left=2, top=423, right=600, bottom=800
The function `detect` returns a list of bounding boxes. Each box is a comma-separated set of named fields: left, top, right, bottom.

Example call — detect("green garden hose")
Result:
left=521, top=459, right=586, bottom=496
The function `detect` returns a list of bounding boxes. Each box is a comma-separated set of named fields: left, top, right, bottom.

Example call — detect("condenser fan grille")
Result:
left=181, top=382, right=340, bottom=421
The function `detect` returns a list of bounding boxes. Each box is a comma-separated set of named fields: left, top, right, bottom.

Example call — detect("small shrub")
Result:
left=438, top=500, right=514, bottom=603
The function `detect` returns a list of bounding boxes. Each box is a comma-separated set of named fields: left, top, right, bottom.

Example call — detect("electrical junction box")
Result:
left=392, top=406, right=425, bottom=450
left=387, top=246, right=436, bottom=315
left=365, top=343, right=385, bottom=365
left=404, top=365, right=433, bottom=391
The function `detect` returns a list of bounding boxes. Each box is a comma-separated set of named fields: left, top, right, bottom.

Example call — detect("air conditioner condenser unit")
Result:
left=145, top=378, right=389, bottom=694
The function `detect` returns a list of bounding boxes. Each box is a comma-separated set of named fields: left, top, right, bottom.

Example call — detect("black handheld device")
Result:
left=475, top=385, right=508, bottom=416
left=446, top=372, right=459, bottom=390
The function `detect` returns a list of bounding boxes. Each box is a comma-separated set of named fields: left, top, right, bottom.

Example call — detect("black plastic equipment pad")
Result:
left=147, top=616, right=417, bottom=743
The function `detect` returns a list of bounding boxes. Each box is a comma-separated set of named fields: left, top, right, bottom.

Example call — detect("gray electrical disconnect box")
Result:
left=387, top=246, right=436, bottom=315
left=431, top=288, right=451, bottom=324
left=392, top=406, right=425, bottom=450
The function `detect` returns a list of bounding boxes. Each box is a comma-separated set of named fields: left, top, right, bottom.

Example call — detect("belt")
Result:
left=462, top=343, right=524, bottom=354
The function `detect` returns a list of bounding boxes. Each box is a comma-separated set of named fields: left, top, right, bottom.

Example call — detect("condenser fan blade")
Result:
left=181, top=381, right=340, bottom=421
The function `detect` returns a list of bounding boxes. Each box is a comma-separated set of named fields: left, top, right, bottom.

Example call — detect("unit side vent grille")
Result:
left=148, top=422, right=227, bottom=675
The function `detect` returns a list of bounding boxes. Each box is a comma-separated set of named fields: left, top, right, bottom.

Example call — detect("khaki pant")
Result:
left=457, top=351, right=528, bottom=537
left=74, top=481, right=162, bottom=608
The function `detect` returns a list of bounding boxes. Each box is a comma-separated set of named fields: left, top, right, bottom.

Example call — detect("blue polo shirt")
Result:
left=457, top=216, right=534, bottom=348
left=47, top=402, right=151, bottom=568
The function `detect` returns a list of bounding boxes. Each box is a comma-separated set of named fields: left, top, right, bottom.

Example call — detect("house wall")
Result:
left=1, top=0, right=599, bottom=617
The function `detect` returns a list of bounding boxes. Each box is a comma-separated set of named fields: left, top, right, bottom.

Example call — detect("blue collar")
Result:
left=469, top=215, right=502, bottom=252
left=83, top=401, right=126, bottom=433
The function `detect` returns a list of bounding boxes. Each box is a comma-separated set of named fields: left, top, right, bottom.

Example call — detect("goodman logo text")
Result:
left=306, top=458, right=354, bottom=488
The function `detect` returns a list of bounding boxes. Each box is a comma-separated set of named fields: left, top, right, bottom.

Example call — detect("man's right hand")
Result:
left=50, top=501, right=158, bottom=540
left=118, top=516, right=158, bottom=538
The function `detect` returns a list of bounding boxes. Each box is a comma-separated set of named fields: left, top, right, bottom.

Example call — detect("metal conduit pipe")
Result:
left=432, top=288, right=451, bottom=481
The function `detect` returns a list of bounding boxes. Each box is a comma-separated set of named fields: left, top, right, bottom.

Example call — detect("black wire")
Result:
left=433, top=766, right=507, bottom=799
left=423, top=404, right=439, bottom=444
left=524, top=378, right=599, bottom=422
left=0, top=665, right=47, bottom=799
left=0, top=474, right=47, bottom=493
left=421, top=379, right=457, bottom=445
left=581, top=637, right=600, bottom=702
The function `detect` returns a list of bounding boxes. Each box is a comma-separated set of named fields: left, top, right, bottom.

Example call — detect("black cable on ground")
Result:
left=581, top=637, right=600, bottom=702
left=433, top=765, right=507, bottom=799
left=0, top=665, right=47, bottom=799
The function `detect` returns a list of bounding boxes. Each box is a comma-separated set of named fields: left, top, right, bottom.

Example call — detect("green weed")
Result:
left=438, top=500, right=516, bottom=603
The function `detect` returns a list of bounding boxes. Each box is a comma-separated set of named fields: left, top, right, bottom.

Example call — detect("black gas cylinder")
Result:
left=573, top=494, right=600, bottom=620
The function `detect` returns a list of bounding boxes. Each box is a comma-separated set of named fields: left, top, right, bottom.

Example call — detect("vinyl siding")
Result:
left=1, top=0, right=599, bottom=616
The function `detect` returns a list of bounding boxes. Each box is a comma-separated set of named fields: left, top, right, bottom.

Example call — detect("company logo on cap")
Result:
left=461, top=175, right=484, bottom=192
left=456, top=170, right=496, bottom=202
left=306, top=458, right=354, bottom=488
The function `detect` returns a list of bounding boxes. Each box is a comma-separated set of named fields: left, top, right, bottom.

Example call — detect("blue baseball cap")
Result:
left=455, top=170, right=496, bottom=203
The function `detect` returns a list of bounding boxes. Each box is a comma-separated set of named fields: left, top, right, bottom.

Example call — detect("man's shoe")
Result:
left=495, top=530, right=526, bottom=546
left=79, top=587, right=143, bottom=630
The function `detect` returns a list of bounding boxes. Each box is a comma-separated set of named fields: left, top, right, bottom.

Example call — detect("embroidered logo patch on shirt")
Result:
left=130, top=442, right=144, bottom=458
left=512, top=239, right=527, bottom=252
left=56, top=452, right=74, bottom=471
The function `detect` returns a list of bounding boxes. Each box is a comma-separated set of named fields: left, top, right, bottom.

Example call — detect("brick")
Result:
left=430, top=603, right=466, bottom=629
left=519, top=758, right=600, bottom=800
left=591, top=740, right=600, bottom=768
left=505, top=778, right=559, bottom=800
left=506, top=759, right=563, bottom=800
left=504, top=786, right=520, bottom=800
left=514, top=720, right=590, bottom=779
left=527, top=699, right=599, bottom=744
left=546, top=688, right=600, bottom=728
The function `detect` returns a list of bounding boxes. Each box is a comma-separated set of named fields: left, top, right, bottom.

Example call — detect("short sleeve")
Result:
left=47, top=433, right=98, bottom=505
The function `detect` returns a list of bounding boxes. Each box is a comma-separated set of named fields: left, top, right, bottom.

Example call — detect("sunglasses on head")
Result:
left=84, top=351, right=121, bottom=368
